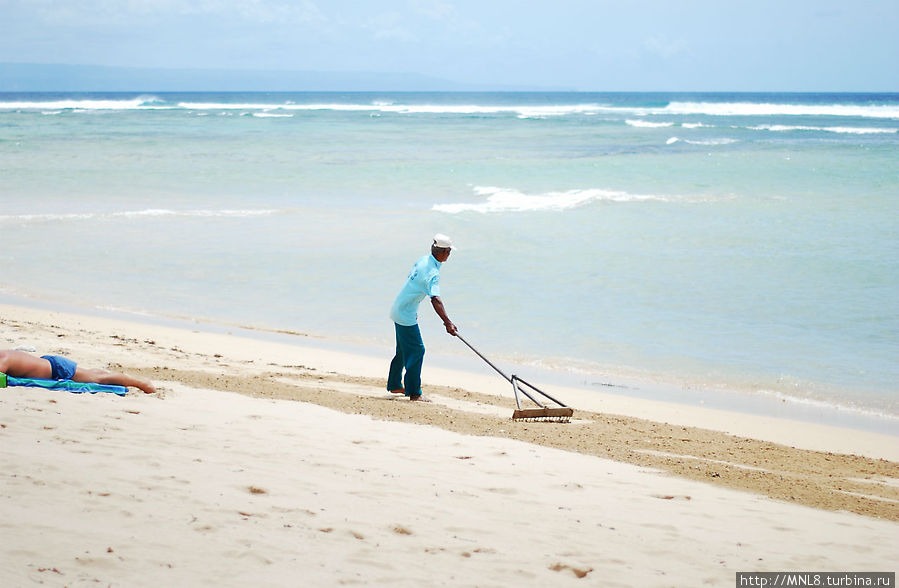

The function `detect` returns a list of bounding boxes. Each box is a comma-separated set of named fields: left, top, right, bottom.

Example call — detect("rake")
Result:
left=456, top=334, right=574, bottom=423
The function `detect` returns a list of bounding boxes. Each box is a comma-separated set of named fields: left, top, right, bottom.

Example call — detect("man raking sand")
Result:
left=387, top=234, right=458, bottom=402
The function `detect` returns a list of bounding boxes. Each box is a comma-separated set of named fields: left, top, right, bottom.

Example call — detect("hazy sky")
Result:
left=2, top=0, right=897, bottom=91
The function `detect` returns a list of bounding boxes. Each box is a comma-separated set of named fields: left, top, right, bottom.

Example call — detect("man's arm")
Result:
left=430, top=296, right=458, bottom=336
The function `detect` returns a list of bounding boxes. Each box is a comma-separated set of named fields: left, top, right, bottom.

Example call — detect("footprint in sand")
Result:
left=549, top=563, right=594, bottom=579
left=652, top=494, right=692, bottom=501
left=486, top=487, right=518, bottom=495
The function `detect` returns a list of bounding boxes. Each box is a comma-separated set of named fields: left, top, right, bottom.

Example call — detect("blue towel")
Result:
left=2, top=373, right=127, bottom=396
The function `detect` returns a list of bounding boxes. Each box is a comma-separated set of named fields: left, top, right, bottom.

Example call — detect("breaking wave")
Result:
left=658, top=101, right=899, bottom=119
left=3, top=96, right=897, bottom=121
left=626, top=119, right=675, bottom=128
left=685, top=138, right=739, bottom=145
left=0, top=97, right=607, bottom=119
left=0, top=208, right=279, bottom=224
left=432, top=186, right=688, bottom=213
left=748, top=124, right=897, bottom=134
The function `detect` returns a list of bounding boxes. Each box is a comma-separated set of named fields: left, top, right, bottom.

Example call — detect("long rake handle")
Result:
left=456, top=334, right=513, bottom=383
left=457, top=334, right=569, bottom=409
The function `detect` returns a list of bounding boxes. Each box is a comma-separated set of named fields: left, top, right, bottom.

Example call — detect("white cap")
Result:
left=432, top=233, right=453, bottom=249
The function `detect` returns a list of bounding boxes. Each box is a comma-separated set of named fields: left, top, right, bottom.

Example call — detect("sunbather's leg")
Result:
left=74, top=367, right=156, bottom=394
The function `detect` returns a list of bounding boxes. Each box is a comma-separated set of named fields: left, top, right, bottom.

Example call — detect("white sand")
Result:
left=1, top=303, right=897, bottom=585
left=2, top=384, right=897, bottom=587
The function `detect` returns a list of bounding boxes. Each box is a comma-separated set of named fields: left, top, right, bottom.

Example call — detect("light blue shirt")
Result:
left=390, top=254, right=442, bottom=326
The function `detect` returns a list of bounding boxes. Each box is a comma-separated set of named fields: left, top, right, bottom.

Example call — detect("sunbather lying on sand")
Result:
left=0, top=349, right=156, bottom=394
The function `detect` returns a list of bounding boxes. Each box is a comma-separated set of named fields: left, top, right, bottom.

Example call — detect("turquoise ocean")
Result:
left=1, top=92, right=897, bottom=433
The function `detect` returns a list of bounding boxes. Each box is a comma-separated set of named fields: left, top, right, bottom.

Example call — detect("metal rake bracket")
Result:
left=510, top=375, right=574, bottom=423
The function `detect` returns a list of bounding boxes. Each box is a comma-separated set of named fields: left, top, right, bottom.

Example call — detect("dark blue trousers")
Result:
left=388, top=323, right=425, bottom=397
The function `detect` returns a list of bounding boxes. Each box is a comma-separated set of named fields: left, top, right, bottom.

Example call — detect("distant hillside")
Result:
left=0, top=63, right=477, bottom=92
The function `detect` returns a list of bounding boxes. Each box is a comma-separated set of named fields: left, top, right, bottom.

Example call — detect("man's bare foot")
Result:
left=389, top=388, right=405, bottom=394
left=130, top=378, right=156, bottom=394
left=408, top=395, right=431, bottom=402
